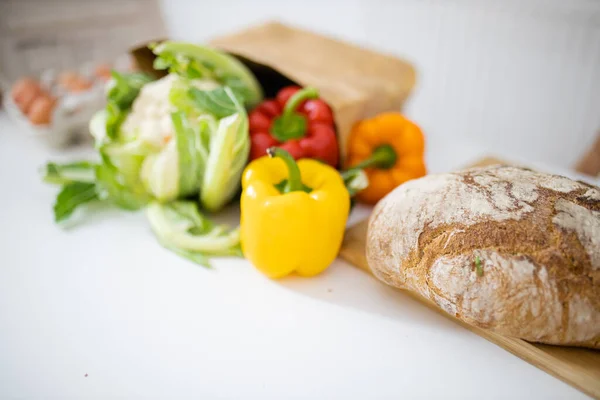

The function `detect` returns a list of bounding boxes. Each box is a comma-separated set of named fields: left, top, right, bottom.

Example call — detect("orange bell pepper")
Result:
left=345, top=112, right=426, bottom=204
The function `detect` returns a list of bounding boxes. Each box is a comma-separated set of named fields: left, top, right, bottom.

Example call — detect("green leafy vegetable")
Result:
left=105, top=71, right=153, bottom=139
left=152, top=56, right=172, bottom=71
left=169, top=79, right=202, bottom=118
left=139, top=142, right=180, bottom=202
left=53, top=182, right=98, bottom=222
left=200, top=87, right=250, bottom=212
left=172, top=111, right=207, bottom=197
left=107, top=71, right=154, bottom=109
left=147, top=201, right=241, bottom=267
left=43, top=161, right=96, bottom=185
left=188, top=87, right=240, bottom=119
left=220, top=76, right=256, bottom=107
left=43, top=41, right=261, bottom=268
left=152, top=41, right=263, bottom=108
left=95, top=156, right=149, bottom=210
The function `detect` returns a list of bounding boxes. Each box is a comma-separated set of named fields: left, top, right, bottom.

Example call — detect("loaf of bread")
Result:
left=366, top=165, right=600, bottom=348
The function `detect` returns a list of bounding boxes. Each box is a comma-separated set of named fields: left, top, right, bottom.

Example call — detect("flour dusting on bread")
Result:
left=553, top=199, right=600, bottom=268
left=428, top=251, right=563, bottom=341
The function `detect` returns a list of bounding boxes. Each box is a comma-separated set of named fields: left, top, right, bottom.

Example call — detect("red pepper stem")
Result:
left=282, top=87, right=319, bottom=118
left=267, top=147, right=304, bottom=193
left=350, top=144, right=397, bottom=170
left=270, top=87, right=320, bottom=142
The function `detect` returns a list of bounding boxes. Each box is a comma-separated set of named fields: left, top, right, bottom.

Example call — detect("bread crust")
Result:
left=366, top=165, right=600, bottom=348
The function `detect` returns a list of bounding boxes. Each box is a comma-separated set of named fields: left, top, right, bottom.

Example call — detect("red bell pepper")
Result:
left=248, top=86, right=339, bottom=168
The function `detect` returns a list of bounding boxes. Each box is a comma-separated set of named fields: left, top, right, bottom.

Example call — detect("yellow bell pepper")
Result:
left=241, top=148, right=350, bottom=278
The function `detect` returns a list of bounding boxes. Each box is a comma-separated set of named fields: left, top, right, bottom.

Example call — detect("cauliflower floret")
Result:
left=121, top=74, right=219, bottom=148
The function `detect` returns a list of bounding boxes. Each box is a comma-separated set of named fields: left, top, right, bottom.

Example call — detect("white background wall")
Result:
left=160, top=0, right=600, bottom=170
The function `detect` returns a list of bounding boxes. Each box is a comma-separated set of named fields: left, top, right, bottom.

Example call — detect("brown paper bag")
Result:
left=575, top=131, right=600, bottom=177
left=132, top=21, right=416, bottom=162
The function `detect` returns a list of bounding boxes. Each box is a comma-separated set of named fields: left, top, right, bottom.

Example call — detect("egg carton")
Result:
left=5, top=55, right=133, bottom=148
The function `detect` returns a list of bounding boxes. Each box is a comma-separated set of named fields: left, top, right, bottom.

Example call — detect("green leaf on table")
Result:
left=53, top=182, right=98, bottom=222
left=43, top=161, right=97, bottom=185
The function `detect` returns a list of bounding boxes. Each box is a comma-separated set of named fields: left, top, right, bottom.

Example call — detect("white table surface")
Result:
left=0, top=111, right=591, bottom=399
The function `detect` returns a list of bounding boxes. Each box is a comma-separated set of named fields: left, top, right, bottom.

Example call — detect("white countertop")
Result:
left=0, top=111, right=590, bottom=399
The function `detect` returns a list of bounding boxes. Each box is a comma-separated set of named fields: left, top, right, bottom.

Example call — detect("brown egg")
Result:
left=28, top=95, right=56, bottom=125
left=66, top=77, right=93, bottom=93
left=11, top=78, right=40, bottom=103
left=12, top=78, right=42, bottom=113
left=15, top=85, right=42, bottom=114
left=94, top=63, right=112, bottom=81
left=57, top=71, right=79, bottom=88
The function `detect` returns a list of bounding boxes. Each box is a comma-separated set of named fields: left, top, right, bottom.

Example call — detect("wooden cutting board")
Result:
left=339, top=157, right=600, bottom=399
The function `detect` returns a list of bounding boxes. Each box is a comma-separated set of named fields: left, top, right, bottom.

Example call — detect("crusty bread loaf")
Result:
left=366, top=165, right=600, bottom=348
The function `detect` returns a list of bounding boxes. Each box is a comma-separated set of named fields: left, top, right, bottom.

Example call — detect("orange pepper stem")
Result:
left=270, top=87, right=319, bottom=142
left=351, top=144, right=397, bottom=170
left=267, top=147, right=311, bottom=194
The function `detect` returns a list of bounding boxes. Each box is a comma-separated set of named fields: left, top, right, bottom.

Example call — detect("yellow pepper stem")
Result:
left=267, top=147, right=311, bottom=193
left=350, top=144, right=397, bottom=170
